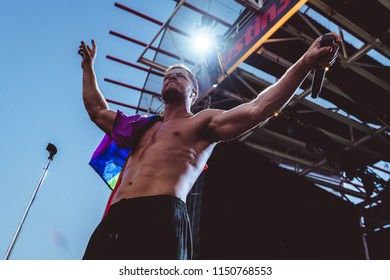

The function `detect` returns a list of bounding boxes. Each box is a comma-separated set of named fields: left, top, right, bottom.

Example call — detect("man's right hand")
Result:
left=302, top=32, right=342, bottom=71
left=78, top=40, right=96, bottom=69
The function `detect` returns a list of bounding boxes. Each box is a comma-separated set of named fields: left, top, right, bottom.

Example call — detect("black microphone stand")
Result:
left=3, top=143, right=57, bottom=260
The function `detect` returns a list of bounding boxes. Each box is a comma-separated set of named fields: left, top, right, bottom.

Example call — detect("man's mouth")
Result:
left=165, top=81, right=179, bottom=88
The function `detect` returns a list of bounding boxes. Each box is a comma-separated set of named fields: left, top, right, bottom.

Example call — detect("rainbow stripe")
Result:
left=89, top=135, right=130, bottom=189
left=89, top=112, right=161, bottom=190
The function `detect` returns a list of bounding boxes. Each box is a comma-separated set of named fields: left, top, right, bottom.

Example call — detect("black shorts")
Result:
left=82, top=195, right=192, bottom=260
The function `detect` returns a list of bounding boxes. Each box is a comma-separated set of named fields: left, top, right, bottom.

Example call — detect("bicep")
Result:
left=207, top=102, right=267, bottom=142
left=90, top=108, right=117, bottom=135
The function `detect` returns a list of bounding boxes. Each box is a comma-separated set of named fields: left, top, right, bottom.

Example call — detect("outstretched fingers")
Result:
left=78, top=40, right=97, bottom=69
left=91, top=39, right=97, bottom=58
left=83, top=40, right=96, bottom=58
left=78, top=41, right=87, bottom=57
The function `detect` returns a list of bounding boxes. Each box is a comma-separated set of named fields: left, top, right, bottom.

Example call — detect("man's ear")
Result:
left=190, top=88, right=196, bottom=98
left=191, top=89, right=198, bottom=105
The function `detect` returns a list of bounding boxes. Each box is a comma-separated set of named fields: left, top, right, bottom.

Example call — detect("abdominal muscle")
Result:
left=109, top=140, right=204, bottom=206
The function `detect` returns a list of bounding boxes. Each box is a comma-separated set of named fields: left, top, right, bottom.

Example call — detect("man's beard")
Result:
left=162, top=87, right=186, bottom=104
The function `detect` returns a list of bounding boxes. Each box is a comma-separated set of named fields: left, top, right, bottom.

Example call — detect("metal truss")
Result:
left=105, top=0, right=390, bottom=216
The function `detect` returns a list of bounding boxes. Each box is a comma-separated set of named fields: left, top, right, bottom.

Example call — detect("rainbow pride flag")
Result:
left=89, top=112, right=161, bottom=190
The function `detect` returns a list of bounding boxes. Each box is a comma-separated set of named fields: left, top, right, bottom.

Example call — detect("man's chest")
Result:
left=139, top=120, right=198, bottom=148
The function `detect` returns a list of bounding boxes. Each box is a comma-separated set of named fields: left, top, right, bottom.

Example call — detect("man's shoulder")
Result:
left=193, top=108, right=224, bottom=121
left=191, top=109, right=224, bottom=133
left=191, top=109, right=224, bottom=142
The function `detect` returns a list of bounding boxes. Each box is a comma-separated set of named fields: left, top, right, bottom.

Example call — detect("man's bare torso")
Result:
left=110, top=113, right=217, bottom=205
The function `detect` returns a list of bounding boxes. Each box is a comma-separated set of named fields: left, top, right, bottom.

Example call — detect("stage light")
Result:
left=192, top=28, right=215, bottom=55
left=192, top=14, right=226, bottom=89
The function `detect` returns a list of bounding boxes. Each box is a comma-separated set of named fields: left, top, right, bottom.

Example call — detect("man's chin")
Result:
left=162, top=96, right=185, bottom=105
left=162, top=89, right=183, bottom=103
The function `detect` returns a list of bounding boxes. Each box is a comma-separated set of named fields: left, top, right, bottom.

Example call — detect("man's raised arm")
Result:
left=207, top=32, right=342, bottom=142
left=78, top=40, right=116, bottom=135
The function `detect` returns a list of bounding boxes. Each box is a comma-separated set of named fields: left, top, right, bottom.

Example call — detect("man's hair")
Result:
left=165, top=64, right=199, bottom=95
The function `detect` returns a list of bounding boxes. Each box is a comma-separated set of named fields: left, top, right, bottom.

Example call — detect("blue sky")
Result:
left=0, top=0, right=175, bottom=260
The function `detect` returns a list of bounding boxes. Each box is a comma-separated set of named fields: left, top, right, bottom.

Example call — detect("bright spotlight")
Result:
left=192, top=28, right=214, bottom=54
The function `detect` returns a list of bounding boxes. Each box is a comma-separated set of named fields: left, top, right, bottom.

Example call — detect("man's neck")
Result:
left=162, top=104, right=193, bottom=121
left=162, top=112, right=193, bottom=122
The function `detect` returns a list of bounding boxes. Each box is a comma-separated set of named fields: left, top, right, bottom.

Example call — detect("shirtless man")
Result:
left=78, top=32, right=342, bottom=260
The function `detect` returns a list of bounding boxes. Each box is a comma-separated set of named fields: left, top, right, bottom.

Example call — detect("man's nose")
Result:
left=168, top=73, right=178, bottom=80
